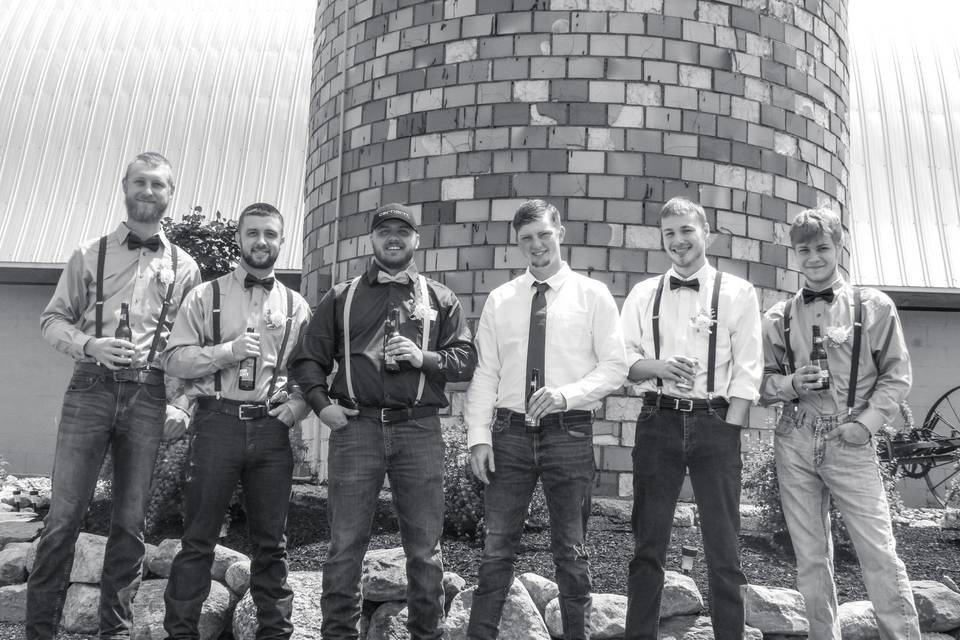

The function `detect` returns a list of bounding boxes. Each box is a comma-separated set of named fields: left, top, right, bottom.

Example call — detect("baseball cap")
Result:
left=370, top=203, right=418, bottom=233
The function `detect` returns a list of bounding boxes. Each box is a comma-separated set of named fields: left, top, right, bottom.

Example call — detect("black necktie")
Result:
left=669, top=275, right=700, bottom=292
left=126, top=234, right=161, bottom=252
left=802, top=287, right=834, bottom=305
left=526, top=282, right=550, bottom=394
left=244, top=274, right=275, bottom=291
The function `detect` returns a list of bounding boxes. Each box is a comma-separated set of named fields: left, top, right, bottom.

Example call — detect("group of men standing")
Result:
left=26, top=151, right=919, bottom=640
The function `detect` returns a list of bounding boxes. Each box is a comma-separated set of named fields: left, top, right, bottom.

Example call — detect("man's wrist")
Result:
left=853, top=420, right=871, bottom=438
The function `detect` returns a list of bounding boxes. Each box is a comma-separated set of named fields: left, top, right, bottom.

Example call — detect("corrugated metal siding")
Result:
left=0, top=0, right=312, bottom=270
left=848, top=0, right=960, bottom=289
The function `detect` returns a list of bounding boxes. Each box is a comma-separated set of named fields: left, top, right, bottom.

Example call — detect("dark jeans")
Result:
left=626, top=405, right=745, bottom=640
left=467, top=414, right=595, bottom=640
left=321, top=414, right=445, bottom=640
left=26, top=363, right=166, bottom=640
left=164, top=409, right=294, bottom=640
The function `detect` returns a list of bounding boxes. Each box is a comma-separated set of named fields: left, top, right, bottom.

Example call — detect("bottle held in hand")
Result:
left=525, top=368, right=541, bottom=427
left=384, top=305, right=401, bottom=373
left=809, top=325, right=831, bottom=390
left=115, top=302, right=133, bottom=366
left=238, top=327, right=257, bottom=391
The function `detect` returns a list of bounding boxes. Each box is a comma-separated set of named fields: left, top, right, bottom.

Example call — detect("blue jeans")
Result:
left=321, top=414, right=445, bottom=640
left=26, top=363, right=166, bottom=640
left=467, top=414, right=595, bottom=640
left=775, top=410, right=921, bottom=640
left=626, top=406, right=745, bottom=640
left=164, top=409, right=294, bottom=640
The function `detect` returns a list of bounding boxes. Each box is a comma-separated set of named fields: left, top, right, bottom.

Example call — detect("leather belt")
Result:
left=496, top=408, right=592, bottom=428
left=77, top=362, right=164, bottom=386
left=642, top=392, right=729, bottom=413
left=339, top=400, right=438, bottom=424
left=197, top=397, right=270, bottom=421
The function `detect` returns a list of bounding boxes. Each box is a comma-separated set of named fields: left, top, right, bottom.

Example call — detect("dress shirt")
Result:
left=41, top=221, right=201, bottom=368
left=288, top=259, right=477, bottom=412
left=760, top=276, right=911, bottom=434
left=465, top=262, right=628, bottom=448
left=620, top=263, right=762, bottom=401
left=161, top=265, right=312, bottom=418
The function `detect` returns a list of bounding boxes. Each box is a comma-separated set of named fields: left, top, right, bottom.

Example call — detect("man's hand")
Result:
left=791, top=364, right=827, bottom=396
left=163, top=405, right=190, bottom=441
left=230, top=332, right=261, bottom=362
left=526, top=387, right=566, bottom=421
left=268, top=402, right=297, bottom=427
left=470, top=444, right=495, bottom=485
left=84, top=337, right=135, bottom=370
left=318, top=404, right=359, bottom=430
left=654, top=357, right=698, bottom=384
left=384, top=335, right=423, bottom=368
left=825, top=421, right=871, bottom=446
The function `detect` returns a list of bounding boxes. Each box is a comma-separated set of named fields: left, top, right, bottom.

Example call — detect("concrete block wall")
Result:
left=306, top=0, right=850, bottom=496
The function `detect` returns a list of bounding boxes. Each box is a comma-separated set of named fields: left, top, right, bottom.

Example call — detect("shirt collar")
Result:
left=365, top=257, right=420, bottom=285
left=665, top=261, right=714, bottom=284
left=233, top=262, right=276, bottom=286
left=520, top=261, right=572, bottom=291
left=113, top=221, right=170, bottom=248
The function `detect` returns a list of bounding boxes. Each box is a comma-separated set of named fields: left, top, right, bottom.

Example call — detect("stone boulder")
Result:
left=225, top=560, right=252, bottom=597
left=148, top=539, right=248, bottom=581
left=69, top=532, right=108, bottom=583
left=61, top=583, right=100, bottom=633
left=674, top=504, right=696, bottom=528
left=742, top=584, right=808, bottom=635
left=233, top=570, right=323, bottom=640
left=443, top=571, right=466, bottom=613
left=0, top=541, right=31, bottom=585
left=660, top=571, right=704, bottom=618
left=362, top=547, right=408, bottom=601
left=519, top=572, right=559, bottom=617
left=366, top=601, right=408, bottom=640
left=0, top=520, right=44, bottom=547
left=592, top=497, right=631, bottom=521
left=143, top=542, right=159, bottom=577
left=658, top=615, right=763, bottom=639
left=445, top=580, right=550, bottom=640
left=131, top=578, right=234, bottom=640
left=912, top=580, right=960, bottom=632
left=838, top=601, right=879, bottom=640
left=544, top=592, right=626, bottom=639
left=0, top=583, right=27, bottom=622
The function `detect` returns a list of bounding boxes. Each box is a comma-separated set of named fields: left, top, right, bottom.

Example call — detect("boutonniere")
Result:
left=264, top=308, right=286, bottom=330
left=156, top=265, right=175, bottom=286
left=408, top=297, right=437, bottom=322
left=825, top=325, right=852, bottom=347
left=690, top=309, right=716, bottom=334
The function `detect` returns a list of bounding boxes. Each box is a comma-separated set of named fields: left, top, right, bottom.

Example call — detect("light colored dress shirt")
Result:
left=465, top=262, right=628, bottom=448
left=40, top=221, right=201, bottom=369
left=162, top=265, right=312, bottom=419
left=760, top=277, right=911, bottom=434
left=620, top=262, right=762, bottom=401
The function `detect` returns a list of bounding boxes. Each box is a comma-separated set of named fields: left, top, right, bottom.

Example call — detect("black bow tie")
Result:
left=802, top=287, right=834, bottom=305
left=126, top=233, right=161, bottom=252
left=244, top=274, right=275, bottom=291
left=669, top=276, right=700, bottom=292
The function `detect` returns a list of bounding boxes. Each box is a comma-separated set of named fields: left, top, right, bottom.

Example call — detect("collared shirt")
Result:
left=288, top=259, right=477, bottom=411
left=161, top=265, right=312, bottom=414
left=464, top=262, right=628, bottom=448
left=760, top=276, right=911, bottom=434
left=40, top=221, right=201, bottom=369
left=620, top=262, right=762, bottom=401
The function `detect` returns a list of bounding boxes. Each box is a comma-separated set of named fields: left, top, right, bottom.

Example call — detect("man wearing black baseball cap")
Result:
left=290, top=202, right=476, bottom=639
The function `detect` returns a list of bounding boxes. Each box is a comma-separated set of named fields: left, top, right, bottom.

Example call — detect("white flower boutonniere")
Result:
left=825, top=325, right=853, bottom=348
left=690, top=310, right=716, bottom=335
left=157, top=266, right=175, bottom=287
left=264, top=308, right=286, bottom=330
left=408, top=297, right=437, bottom=322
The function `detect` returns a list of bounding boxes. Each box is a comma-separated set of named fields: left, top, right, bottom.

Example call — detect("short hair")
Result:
left=512, top=199, right=562, bottom=232
left=238, top=202, right=284, bottom=230
left=659, top=197, right=708, bottom=229
left=789, top=207, right=843, bottom=248
left=123, top=152, right=175, bottom=189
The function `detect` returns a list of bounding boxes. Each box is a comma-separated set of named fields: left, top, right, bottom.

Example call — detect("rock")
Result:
left=0, top=541, right=31, bottom=585
left=910, top=519, right=941, bottom=529
left=225, top=560, right=252, bottom=597
left=742, top=584, right=808, bottom=635
left=61, top=583, right=100, bottom=633
left=0, top=583, right=27, bottom=622
left=148, top=539, right=249, bottom=580
left=592, top=496, right=632, bottom=521
left=69, top=532, right=108, bottom=583
left=838, top=600, right=879, bottom=640
left=942, top=574, right=960, bottom=594
left=673, top=504, right=696, bottom=528
left=920, top=632, right=956, bottom=639
left=657, top=614, right=763, bottom=639
left=0, top=520, right=44, bottom=546
left=131, top=579, right=233, bottom=640
left=362, top=547, right=408, bottom=601
left=233, top=570, right=323, bottom=640
left=143, top=542, right=159, bottom=577
left=544, top=592, right=626, bottom=639
left=912, top=580, right=960, bottom=632
left=444, top=580, right=550, bottom=640
left=25, top=538, right=38, bottom=573
left=366, top=601, right=409, bottom=640
left=443, top=571, right=466, bottom=613
left=444, top=586, right=474, bottom=639
left=518, top=572, right=559, bottom=617
left=660, top=571, right=704, bottom=618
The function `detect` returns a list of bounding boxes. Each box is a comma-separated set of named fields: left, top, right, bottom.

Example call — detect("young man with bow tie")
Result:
left=289, top=203, right=476, bottom=640
left=30, top=152, right=201, bottom=640
left=160, top=202, right=312, bottom=639
left=760, top=208, right=920, bottom=640
left=619, top=197, right=762, bottom=640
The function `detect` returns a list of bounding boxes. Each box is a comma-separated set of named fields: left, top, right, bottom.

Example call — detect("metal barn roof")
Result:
left=0, top=0, right=312, bottom=271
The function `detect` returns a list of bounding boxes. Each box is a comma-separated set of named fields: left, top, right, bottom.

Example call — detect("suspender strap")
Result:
left=211, top=280, right=222, bottom=398
left=342, top=276, right=362, bottom=402
left=706, top=271, right=722, bottom=397
left=782, top=294, right=800, bottom=406
left=95, top=236, right=107, bottom=338
left=267, top=285, right=294, bottom=400
left=848, top=287, right=863, bottom=414
left=147, top=246, right=178, bottom=365
left=651, top=276, right=665, bottom=391
left=414, top=275, right=430, bottom=404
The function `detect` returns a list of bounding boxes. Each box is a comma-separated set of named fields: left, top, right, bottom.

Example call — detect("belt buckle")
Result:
left=380, top=408, right=390, bottom=423
left=239, top=404, right=260, bottom=420
left=136, top=370, right=150, bottom=384
left=674, top=398, right=694, bottom=412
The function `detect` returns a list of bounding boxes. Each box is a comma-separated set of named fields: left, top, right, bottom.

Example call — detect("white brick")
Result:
left=618, top=473, right=634, bottom=498
left=442, top=177, right=474, bottom=200
left=625, top=225, right=661, bottom=249
left=530, top=105, right=558, bottom=125
left=743, top=77, right=771, bottom=102
left=626, top=83, right=662, bottom=106
left=441, top=131, right=471, bottom=154
left=715, top=164, right=746, bottom=189
left=514, top=80, right=549, bottom=103
left=344, top=106, right=363, bottom=131
left=679, top=65, right=711, bottom=89
left=590, top=0, right=625, bottom=9
left=731, top=237, right=761, bottom=262
left=444, top=0, right=476, bottom=19
left=590, top=81, right=626, bottom=103
left=445, top=39, right=478, bottom=64
left=386, top=94, right=411, bottom=118
left=730, top=96, right=760, bottom=122
left=551, top=0, right=588, bottom=8
left=606, top=396, right=644, bottom=421
left=609, top=105, right=645, bottom=128
left=412, top=88, right=443, bottom=112
left=410, top=134, right=442, bottom=158
left=774, top=132, right=798, bottom=157
left=588, top=128, right=618, bottom=150
left=621, top=420, right=636, bottom=447
left=746, top=170, right=774, bottom=195
left=626, top=0, right=662, bottom=10
left=698, top=1, right=730, bottom=26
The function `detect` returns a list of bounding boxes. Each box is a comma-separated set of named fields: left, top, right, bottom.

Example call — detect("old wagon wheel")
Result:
left=920, top=385, right=960, bottom=507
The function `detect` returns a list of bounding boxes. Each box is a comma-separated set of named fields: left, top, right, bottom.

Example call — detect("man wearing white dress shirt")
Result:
left=465, top=199, right=628, bottom=640
left=619, top=197, right=762, bottom=640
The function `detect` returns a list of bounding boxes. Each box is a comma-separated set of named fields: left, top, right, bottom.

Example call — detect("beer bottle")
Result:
left=525, top=368, right=541, bottom=427
left=238, top=328, right=257, bottom=391
left=115, top=303, right=132, bottom=341
left=384, top=305, right=401, bottom=373
left=809, top=325, right=831, bottom=390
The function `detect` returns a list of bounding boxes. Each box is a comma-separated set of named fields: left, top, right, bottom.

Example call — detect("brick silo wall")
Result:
left=306, top=0, right=849, bottom=496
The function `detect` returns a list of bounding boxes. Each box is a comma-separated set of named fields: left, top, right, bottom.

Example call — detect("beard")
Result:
left=242, top=245, right=280, bottom=270
left=373, top=244, right=415, bottom=270
left=125, top=193, right=168, bottom=223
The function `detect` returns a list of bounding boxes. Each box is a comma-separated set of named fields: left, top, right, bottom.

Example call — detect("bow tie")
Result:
left=244, top=274, right=275, bottom=291
left=669, top=276, right=700, bottom=292
left=126, top=233, right=161, bottom=252
left=802, top=287, right=834, bottom=305
left=377, top=271, right=411, bottom=285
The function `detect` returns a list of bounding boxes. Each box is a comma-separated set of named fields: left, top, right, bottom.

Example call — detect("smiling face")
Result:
left=795, top=232, right=840, bottom=290
left=371, top=219, right=419, bottom=271
left=122, top=161, right=174, bottom=223
left=660, top=211, right=709, bottom=277
left=237, top=213, right=284, bottom=272
left=516, top=215, right=565, bottom=281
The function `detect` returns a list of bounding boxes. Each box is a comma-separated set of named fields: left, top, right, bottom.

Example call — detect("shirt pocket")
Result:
left=546, top=308, right=593, bottom=356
